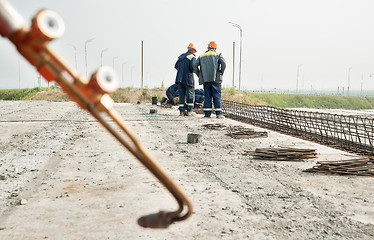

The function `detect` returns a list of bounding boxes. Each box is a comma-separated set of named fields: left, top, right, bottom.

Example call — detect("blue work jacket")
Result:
left=175, top=51, right=196, bottom=87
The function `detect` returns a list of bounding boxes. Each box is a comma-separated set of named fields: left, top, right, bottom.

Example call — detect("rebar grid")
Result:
left=222, top=100, right=374, bottom=156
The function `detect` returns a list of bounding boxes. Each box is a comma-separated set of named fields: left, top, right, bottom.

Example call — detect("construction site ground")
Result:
left=0, top=100, right=373, bottom=240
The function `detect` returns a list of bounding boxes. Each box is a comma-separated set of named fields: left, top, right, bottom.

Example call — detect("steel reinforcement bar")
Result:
left=222, top=100, right=374, bottom=156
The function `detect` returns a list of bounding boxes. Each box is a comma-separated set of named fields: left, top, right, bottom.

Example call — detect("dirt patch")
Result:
left=0, top=101, right=373, bottom=239
left=27, top=90, right=71, bottom=101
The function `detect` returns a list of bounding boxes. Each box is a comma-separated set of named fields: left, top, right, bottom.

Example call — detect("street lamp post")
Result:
left=101, top=48, right=109, bottom=66
left=68, top=44, right=77, bottom=70
left=348, top=67, right=352, bottom=96
left=141, top=40, right=144, bottom=89
left=229, top=22, right=242, bottom=90
left=232, top=41, right=235, bottom=88
left=296, top=64, right=302, bottom=92
left=361, top=72, right=363, bottom=96
left=85, top=38, right=94, bottom=78
left=18, top=58, right=21, bottom=89
left=38, top=74, right=41, bottom=88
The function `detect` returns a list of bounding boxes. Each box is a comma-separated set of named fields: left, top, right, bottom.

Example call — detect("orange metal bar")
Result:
left=0, top=0, right=192, bottom=228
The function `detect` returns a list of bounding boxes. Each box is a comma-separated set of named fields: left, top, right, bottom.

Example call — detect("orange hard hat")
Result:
left=208, top=41, right=217, bottom=49
left=187, top=43, right=197, bottom=52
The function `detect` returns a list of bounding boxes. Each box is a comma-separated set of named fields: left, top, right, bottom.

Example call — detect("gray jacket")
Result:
left=193, top=50, right=226, bottom=85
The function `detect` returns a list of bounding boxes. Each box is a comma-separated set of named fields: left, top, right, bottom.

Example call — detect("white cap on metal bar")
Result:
left=0, top=0, right=25, bottom=37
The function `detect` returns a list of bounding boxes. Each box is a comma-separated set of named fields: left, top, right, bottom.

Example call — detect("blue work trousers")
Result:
left=166, top=89, right=175, bottom=105
left=203, top=82, right=222, bottom=117
left=178, top=82, right=194, bottom=113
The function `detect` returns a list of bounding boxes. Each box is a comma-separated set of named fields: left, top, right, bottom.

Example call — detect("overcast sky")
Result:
left=1, top=0, right=374, bottom=92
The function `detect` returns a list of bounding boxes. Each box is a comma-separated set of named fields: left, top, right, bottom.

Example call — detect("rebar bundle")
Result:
left=227, top=126, right=268, bottom=139
left=244, top=147, right=317, bottom=161
left=202, top=123, right=227, bottom=130
left=202, top=123, right=268, bottom=139
left=222, top=100, right=374, bottom=156
left=304, top=158, right=374, bottom=176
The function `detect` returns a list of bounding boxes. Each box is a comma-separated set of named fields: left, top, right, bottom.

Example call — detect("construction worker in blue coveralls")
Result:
left=194, top=89, right=205, bottom=108
left=174, top=43, right=197, bottom=116
left=161, top=84, right=205, bottom=108
left=161, top=83, right=179, bottom=105
left=193, top=41, right=226, bottom=118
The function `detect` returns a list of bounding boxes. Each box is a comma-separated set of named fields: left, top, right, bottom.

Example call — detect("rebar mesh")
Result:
left=222, top=100, right=374, bottom=156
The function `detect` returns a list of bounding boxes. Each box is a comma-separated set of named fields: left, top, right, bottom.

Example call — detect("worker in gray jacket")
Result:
left=193, top=41, right=226, bottom=118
